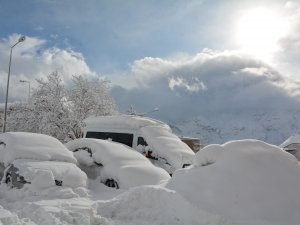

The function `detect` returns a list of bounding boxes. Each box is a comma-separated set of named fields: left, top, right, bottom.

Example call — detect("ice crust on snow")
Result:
left=167, top=139, right=300, bottom=225
left=65, top=138, right=170, bottom=188
left=0, top=132, right=77, bottom=166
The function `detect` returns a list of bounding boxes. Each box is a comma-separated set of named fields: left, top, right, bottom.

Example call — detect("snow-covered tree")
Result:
left=67, top=75, right=117, bottom=138
left=7, top=72, right=117, bottom=141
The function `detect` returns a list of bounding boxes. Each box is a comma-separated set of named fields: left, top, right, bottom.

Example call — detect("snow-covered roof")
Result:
left=83, top=115, right=169, bottom=130
left=0, top=132, right=77, bottom=166
left=65, top=138, right=170, bottom=188
left=280, top=134, right=300, bottom=148
left=141, top=125, right=195, bottom=168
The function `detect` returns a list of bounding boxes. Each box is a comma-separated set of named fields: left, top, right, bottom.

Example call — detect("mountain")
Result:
left=168, top=110, right=300, bottom=146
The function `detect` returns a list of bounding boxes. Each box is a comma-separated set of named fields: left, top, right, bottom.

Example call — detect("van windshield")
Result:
left=86, top=132, right=134, bottom=147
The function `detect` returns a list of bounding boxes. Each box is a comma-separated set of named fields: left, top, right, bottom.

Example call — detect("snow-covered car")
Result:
left=0, top=132, right=87, bottom=189
left=65, top=138, right=171, bottom=189
left=82, top=115, right=195, bottom=174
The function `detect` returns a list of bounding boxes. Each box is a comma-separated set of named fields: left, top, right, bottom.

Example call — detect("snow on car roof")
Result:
left=280, top=134, right=300, bottom=148
left=0, top=132, right=77, bottom=166
left=66, top=138, right=152, bottom=166
left=65, top=138, right=170, bottom=188
left=141, top=125, right=195, bottom=168
left=83, top=115, right=169, bottom=130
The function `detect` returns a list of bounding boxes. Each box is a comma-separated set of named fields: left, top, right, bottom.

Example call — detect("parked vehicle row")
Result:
left=0, top=132, right=87, bottom=189
left=0, top=132, right=171, bottom=189
left=65, top=138, right=170, bottom=189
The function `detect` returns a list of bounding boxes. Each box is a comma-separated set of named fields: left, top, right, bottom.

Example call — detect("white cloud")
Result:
left=0, top=34, right=96, bottom=102
left=272, top=1, right=300, bottom=78
left=168, top=77, right=207, bottom=93
left=112, top=49, right=300, bottom=121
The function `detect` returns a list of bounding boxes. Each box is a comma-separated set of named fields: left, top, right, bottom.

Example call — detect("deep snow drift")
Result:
left=0, top=139, right=299, bottom=225
left=168, top=139, right=300, bottom=225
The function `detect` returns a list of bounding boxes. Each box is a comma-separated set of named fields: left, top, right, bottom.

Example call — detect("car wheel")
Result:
left=5, top=173, right=13, bottom=188
left=105, top=179, right=119, bottom=189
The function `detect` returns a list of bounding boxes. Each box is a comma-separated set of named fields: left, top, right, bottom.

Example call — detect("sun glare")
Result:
left=236, top=8, right=288, bottom=59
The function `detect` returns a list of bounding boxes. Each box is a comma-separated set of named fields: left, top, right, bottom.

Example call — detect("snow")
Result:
left=167, top=139, right=300, bottom=225
left=280, top=133, right=300, bottom=147
left=140, top=125, right=195, bottom=169
left=12, top=159, right=87, bottom=189
left=83, top=115, right=195, bottom=173
left=65, top=138, right=170, bottom=188
left=0, top=139, right=299, bottom=225
left=84, top=115, right=169, bottom=130
left=0, top=132, right=77, bottom=166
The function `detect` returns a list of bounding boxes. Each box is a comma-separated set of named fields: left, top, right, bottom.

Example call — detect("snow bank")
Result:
left=65, top=138, right=170, bottom=188
left=13, top=159, right=87, bottom=189
left=167, top=139, right=300, bottom=225
left=140, top=125, right=195, bottom=169
left=0, top=206, right=23, bottom=225
left=0, top=132, right=77, bottom=166
left=94, top=185, right=268, bottom=225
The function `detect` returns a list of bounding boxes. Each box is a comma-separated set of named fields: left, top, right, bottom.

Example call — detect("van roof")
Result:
left=83, top=115, right=169, bottom=130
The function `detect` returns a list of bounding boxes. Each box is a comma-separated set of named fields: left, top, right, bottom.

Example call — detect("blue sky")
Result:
left=0, top=0, right=285, bottom=73
left=1, top=0, right=220, bottom=72
left=1, top=0, right=300, bottom=124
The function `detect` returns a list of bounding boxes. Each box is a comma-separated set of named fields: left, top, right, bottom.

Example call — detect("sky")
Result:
left=1, top=0, right=300, bottom=125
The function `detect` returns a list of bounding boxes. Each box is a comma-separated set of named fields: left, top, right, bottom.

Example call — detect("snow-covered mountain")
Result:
left=168, top=110, right=300, bottom=146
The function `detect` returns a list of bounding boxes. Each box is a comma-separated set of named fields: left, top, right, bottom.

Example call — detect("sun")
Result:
left=236, top=8, right=288, bottom=59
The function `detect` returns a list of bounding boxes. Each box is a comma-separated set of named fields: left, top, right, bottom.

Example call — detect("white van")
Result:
left=82, top=115, right=195, bottom=174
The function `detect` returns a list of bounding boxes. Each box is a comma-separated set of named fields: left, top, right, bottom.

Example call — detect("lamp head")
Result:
left=18, top=36, right=26, bottom=42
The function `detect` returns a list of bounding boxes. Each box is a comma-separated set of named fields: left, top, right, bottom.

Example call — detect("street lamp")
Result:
left=139, top=107, right=159, bottom=116
left=19, top=80, right=30, bottom=101
left=2, top=36, right=26, bottom=133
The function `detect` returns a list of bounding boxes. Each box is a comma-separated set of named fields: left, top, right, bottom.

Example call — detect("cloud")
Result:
left=0, top=34, right=96, bottom=102
left=273, top=1, right=300, bottom=77
left=112, top=50, right=300, bottom=121
left=168, top=77, right=207, bottom=93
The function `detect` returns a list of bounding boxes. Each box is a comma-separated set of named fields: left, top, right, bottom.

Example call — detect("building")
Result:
left=280, top=134, right=300, bottom=160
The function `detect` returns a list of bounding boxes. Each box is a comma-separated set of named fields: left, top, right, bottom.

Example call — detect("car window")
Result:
left=86, top=132, right=134, bottom=147
left=137, top=137, right=148, bottom=146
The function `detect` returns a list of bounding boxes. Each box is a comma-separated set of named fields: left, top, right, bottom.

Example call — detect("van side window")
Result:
left=86, top=132, right=134, bottom=147
left=137, top=137, right=148, bottom=146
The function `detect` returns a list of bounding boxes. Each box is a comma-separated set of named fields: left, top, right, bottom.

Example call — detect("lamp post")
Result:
left=139, top=107, right=159, bottom=116
left=2, top=36, right=26, bottom=133
left=19, top=80, right=30, bottom=101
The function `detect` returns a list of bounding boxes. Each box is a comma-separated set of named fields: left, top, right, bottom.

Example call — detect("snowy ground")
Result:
left=0, top=181, right=262, bottom=225
left=0, top=139, right=299, bottom=225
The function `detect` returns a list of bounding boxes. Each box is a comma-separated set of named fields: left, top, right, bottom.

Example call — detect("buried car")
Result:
left=0, top=132, right=87, bottom=189
left=65, top=138, right=171, bottom=189
left=83, top=115, right=195, bottom=174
